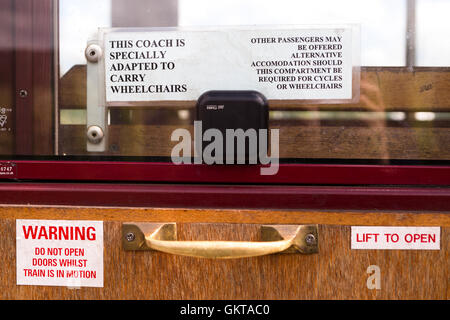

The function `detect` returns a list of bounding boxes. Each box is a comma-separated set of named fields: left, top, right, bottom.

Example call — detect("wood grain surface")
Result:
left=0, top=0, right=54, bottom=155
left=60, top=66, right=450, bottom=111
left=0, top=0, right=14, bottom=155
left=31, top=0, right=54, bottom=155
left=57, top=66, right=450, bottom=160
left=0, top=206, right=448, bottom=299
left=59, top=124, right=450, bottom=160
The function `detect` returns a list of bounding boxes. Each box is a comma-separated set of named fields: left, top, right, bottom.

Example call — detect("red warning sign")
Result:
left=16, top=220, right=103, bottom=287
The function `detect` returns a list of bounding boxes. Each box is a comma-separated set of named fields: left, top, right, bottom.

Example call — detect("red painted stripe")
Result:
left=4, top=161, right=450, bottom=186
left=0, top=183, right=449, bottom=211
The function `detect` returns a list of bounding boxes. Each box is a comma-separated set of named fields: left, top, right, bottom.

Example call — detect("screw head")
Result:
left=87, top=125, right=104, bottom=144
left=305, top=234, right=316, bottom=246
left=19, top=89, right=28, bottom=98
left=85, top=44, right=102, bottom=62
left=126, top=232, right=136, bottom=242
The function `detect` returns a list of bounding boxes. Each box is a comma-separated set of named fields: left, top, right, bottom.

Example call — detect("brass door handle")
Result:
left=122, top=223, right=319, bottom=259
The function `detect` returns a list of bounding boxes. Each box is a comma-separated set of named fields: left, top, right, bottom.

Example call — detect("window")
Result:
left=1, top=0, right=449, bottom=184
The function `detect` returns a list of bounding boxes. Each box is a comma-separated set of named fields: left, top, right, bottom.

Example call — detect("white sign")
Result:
left=351, top=226, right=440, bottom=250
left=16, top=220, right=104, bottom=287
left=103, top=26, right=357, bottom=103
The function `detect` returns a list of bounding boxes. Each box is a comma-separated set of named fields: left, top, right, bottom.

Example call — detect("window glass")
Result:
left=416, top=0, right=450, bottom=66
left=1, top=0, right=449, bottom=167
left=59, top=0, right=111, bottom=76
left=179, top=0, right=407, bottom=66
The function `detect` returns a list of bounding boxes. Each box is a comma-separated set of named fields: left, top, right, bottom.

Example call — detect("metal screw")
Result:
left=87, top=125, right=104, bottom=144
left=126, top=232, right=135, bottom=242
left=85, top=44, right=102, bottom=62
left=19, top=89, right=28, bottom=98
left=305, top=234, right=316, bottom=246
left=110, top=143, right=119, bottom=152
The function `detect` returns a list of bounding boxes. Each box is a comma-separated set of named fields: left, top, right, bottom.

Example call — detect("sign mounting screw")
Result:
left=87, top=125, right=104, bottom=144
left=85, top=44, right=102, bottom=63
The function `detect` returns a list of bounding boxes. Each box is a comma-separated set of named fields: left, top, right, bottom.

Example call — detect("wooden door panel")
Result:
left=0, top=207, right=448, bottom=299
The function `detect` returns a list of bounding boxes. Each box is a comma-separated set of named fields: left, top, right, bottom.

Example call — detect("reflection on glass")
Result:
left=59, top=0, right=112, bottom=77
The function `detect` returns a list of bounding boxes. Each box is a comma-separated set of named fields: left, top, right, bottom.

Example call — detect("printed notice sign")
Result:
left=16, top=220, right=104, bottom=287
left=351, top=227, right=440, bottom=250
left=103, top=26, right=358, bottom=103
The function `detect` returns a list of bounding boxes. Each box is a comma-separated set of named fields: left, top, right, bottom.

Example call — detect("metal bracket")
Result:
left=86, top=39, right=108, bottom=152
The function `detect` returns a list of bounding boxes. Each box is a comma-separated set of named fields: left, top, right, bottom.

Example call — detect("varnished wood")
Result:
left=14, top=0, right=34, bottom=154
left=0, top=206, right=449, bottom=226
left=59, top=124, right=450, bottom=160
left=60, top=65, right=450, bottom=111
left=0, top=206, right=448, bottom=299
left=0, top=0, right=14, bottom=154
left=0, top=0, right=55, bottom=155
left=58, top=66, right=450, bottom=159
left=31, top=0, right=55, bottom=155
